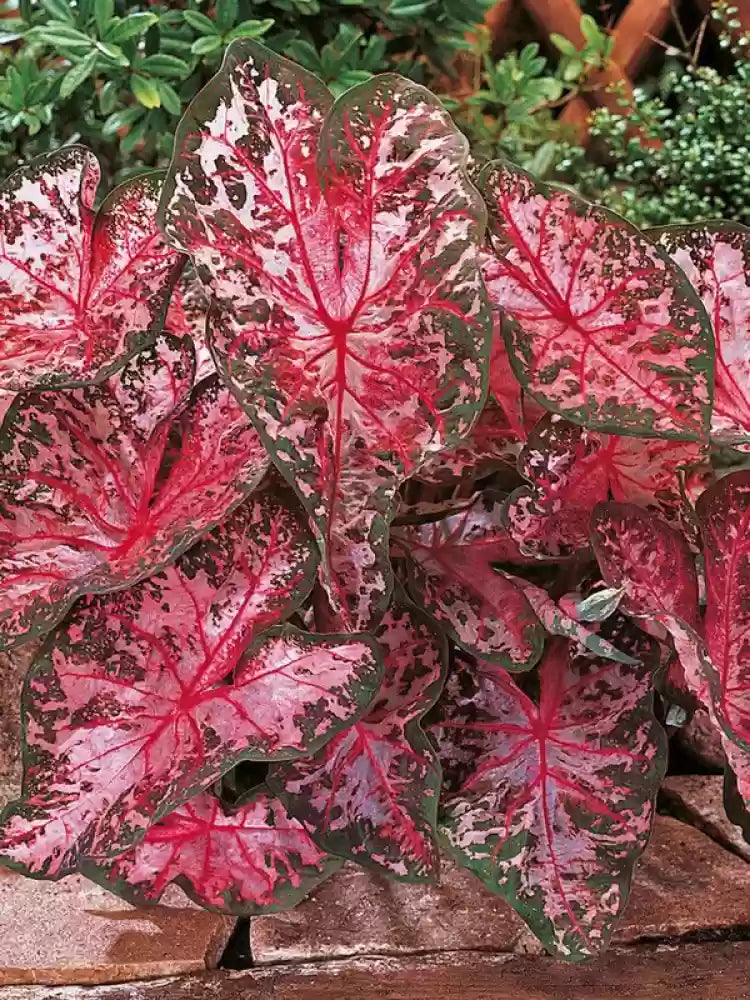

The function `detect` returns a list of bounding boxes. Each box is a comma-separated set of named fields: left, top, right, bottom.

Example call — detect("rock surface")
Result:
left=661, top=774, right=750, bottom=862
left=250, top=816, right=750, bottom=965
left=674, top=709, right=725, bottom=772
left=0, top=869, right=234, bottom=986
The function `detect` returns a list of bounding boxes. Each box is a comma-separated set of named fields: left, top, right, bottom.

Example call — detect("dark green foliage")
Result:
left=0, top=0, right=492, bottom=184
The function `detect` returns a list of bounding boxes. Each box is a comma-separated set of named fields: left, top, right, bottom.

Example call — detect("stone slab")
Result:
left=3, top=942, right=750, bottom=1000
left=661, top=774, right=750, bottom=862
left=0, top=868, right=234, bottom=986
left=250, top=815, right=750, bottom=965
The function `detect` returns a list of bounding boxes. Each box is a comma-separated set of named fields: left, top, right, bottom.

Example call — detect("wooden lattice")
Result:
left=486, top=0, right=750, bottom=142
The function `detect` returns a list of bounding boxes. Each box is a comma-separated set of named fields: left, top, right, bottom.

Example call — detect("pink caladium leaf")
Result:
left=0, top=497, right=383, bottom=878
left=655, top=223, right=750, bottom=448
left=479, top=160, right=712, bottom=441
left=505, top=416, right=705, bottom=559
left=269, top=603, right=446, bottom=882
left=82, top=790, right=342, bottom=914
left=590, top=502, right=708, bottom=700
left=164, top=267, right=215, bottom=382
left=504, top=416, right=610, bottom=558
left=509, top=576, right=638, bottom=665
left=0, top=338, right=268, bottom=649
left=392, top=493, right=543, bottom=669
left=415, top=402, right=519, bottom=485
left=0, top=147, right=183, bottom=390
left=488, top=312, right=545, bottom=441
left=432, top=621, right=666, bottom=961
left=159, top=40, right=491, bottom=630
left=696, top=472, right=750, bottom=753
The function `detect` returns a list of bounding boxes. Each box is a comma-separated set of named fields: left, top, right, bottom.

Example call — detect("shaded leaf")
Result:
left=393, top=493, right=543, bottom=669
left=432, top=621, right=666, bottom=961
left=84, top=790, right=341, bottom=914
left=163, top=267, right=215, bottom=381
left=159, top=40, right=490, bottom=629
left=415, top=401, right=520, bottom=485
left=0, top=340, right=268, bottom=648
left=0, top=496, right=381, bottom=876
left=0, top=148, right=182, bottom=390
left=270, top=603, right=446, bottom=881
left=479, top=160, right=712, bottom=440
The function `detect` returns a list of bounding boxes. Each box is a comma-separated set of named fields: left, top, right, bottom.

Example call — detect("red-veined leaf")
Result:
left=655, top=223, right=750, bottom=448
left=0, top=147, right=183, bottom=390
left=590, top=501, right=708, bottom=698
left=0, top=339, right=268, bottom=648
left=269, top=603, right=446, bottom=882
left=159, top=40, right=491, bottom=629
left=506, top=415, right=704, bottom=559
left=479, top=160, right=712, bottom=440
left=488, top=312, right=544, bottom=440
left=0, top=497, right=382, bottom=877
left=696, top=472, right=750, bottom=752
left=415, top=402, right=519, bottom=485
left=504, top=416, right=610, bottom=558
left=432, top=621, right=666, bottom=961
left=393, top=493, right=543, bottom=669
left=164, top=266, right=215, bottom=381
left=509, top=576, right=638, bottom=665
left=83, top=790, right=341, bottom=914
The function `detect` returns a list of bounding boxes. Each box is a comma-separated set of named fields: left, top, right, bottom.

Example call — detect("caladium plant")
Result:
left=0, top=40, right=748, bottom=966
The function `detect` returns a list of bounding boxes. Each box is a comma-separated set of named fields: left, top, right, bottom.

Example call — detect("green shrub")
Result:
left=0, top=0, right=491, bottom=183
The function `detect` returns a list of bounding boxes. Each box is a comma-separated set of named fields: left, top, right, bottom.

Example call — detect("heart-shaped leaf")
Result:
left=0, top=496, right=382, bottom=877
left=415, top=402, right=519, bottom=485
left=393, top=493, right=543, bottom=669
left=590, top=502, right=708, bottom=698
left=655, top=223, right=750, bottom=448
left=432, top=621, right=666, bottom=962
left=83, top=790, right=342, bottom=914
left=0, top=147, right=183, bottom=390
left=269, top=604, right=446, bottom=882
left=159, top=40, right=491, bottom=629
left=479, top=160, right=712, bottom=440
left=164, top=267, right=215, bottom=381
left=0, top=338, right=268, bottom=648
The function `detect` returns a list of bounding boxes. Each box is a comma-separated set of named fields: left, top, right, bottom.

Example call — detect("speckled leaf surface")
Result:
left=488, top=312, right=544, bottom=441
left=415, top=402, right=519, bottom=485
left=0, top=341, right=268, bottom=649
left=505, top=416, right=703, bottom=559
left=159, top=40, right=490, bottom=629
left=504, top=416, right=610, bottom=558
left=83, top=790, right=341, bottom=914
left=270, top=604, right=445, bottom=882
left=0, top=498, right=382, bottom=877
left=696, top=472, right=750, bottom=752
left=0, top=147, right=183, bottom=390
left=164, top=267, right=215, bottom=381
left=393, top=493, right=543, bottom=669
left=590, top=502, right=709, bottom=702
left=510, top=576, right=637, bottom=665
left=479, top=160, right=712, bottom=440
left=655, top=223, right=750, bottom=447
left=432, top=622, right=666, bottom=961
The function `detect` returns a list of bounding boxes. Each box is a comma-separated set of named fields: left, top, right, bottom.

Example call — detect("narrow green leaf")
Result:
left=156, top=79, right=182, bottom=115
left=98, top=78, right=118, bottom=114
left=106, top=12, right=158, bottom=44
left=95, top=40, right=129, bottom=66
left=191, top=34, right=222, bottom=55
left=137, top=53, right=191, bottom=79
left=214, top=0, right=239, bottom=33
left=31, top=24, right=94, bottom=49
left=549, top=32, right=577, bottom=56
left=41, top=0, right=74, bottom=23
left=182, top=9, right=218, bottom=35
left=226, top=18, right=274, bottom=41
left=94, top=0, right=114, bottom=37
left=102, top=103, right=143, bottom=137
left=131, top=74, right=161, bottom=109
left=59, top=48, right=98, bottom=98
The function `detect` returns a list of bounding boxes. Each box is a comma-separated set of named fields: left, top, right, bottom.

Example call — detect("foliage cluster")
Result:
left=0, top=40, right=749, bottom=964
